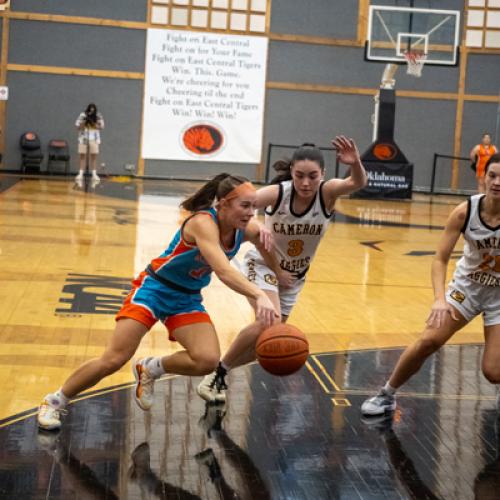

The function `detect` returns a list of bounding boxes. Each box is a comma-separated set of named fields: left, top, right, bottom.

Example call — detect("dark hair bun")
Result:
left=273, top=158, right=291, bottom=172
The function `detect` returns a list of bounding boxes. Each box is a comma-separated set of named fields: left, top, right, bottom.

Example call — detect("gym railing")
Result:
left=430, top=153, right=472, bottom=195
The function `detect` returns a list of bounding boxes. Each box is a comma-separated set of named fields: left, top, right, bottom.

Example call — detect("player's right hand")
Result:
left=255, top=293, right=279, bottom=328
left=426, top=298, right=458, bottom=328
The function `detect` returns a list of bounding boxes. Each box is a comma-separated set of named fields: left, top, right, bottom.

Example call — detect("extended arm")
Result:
left=185, top=216, right=278, bottom=326
left=426, top=202, right=467, bottom=327
left=244, top=220, right=295, bottom=287
left=322, top=136, right=368, bottom=209
left=255, top=184, right=280, bottom=210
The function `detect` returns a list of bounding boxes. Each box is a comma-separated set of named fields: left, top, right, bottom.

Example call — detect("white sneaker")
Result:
left=75, top=172, right=83, bottom=181
left=197, top=366, right=227, bottom=403
left=91, top=171, right=100, bottom=181
left=132, top=358, right=155, bottom=411
left=361, top=389, right=397, bottom=416
left=37, top=400, right=63, bottom=430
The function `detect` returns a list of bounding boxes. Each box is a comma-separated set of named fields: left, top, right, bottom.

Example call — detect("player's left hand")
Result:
left=332, top=135, right=361, bottom=166
left=255, top=292, right=280, bottom=328
left=277, top=269, right=296, bottom=288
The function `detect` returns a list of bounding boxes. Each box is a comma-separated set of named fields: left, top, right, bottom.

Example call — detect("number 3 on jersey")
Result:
left=287, top=239, right=304, bottom=257
left=479, top=253, right=500, bottom=272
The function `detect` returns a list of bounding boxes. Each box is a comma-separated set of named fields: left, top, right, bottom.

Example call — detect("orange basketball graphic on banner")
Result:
left=182, top=124, right=224, bottom=155
left=373, top=143, right=397, bottom=161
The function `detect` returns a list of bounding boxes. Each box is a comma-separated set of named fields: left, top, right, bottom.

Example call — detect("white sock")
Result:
left=46, top=388, right=69, bottom=409
left=383, top=382, right=396, bottom=396
left=220, top=361, right=230, bottom=372
left=144, top=357, right=165, bottom=379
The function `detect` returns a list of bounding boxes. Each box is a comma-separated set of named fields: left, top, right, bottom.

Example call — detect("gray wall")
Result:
left=270, top=0, right=358, bottom=39
left=2, top=0, right=499, bottom=189
left=4, top=13, right=146, bottom=174
left=462, top=101, right=500, bottom=157
left=9, top=21, right=145, bottom=72
left=465, top=53, right=500, bottom=95
left=265, top=0, right=498, bottom=191
left=11, top=0, right=146, bottom=21
left=6, top=72, right=142, bottom=174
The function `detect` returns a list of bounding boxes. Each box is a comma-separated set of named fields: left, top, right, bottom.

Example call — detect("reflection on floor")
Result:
left=0, top=345, right=498, bottom=500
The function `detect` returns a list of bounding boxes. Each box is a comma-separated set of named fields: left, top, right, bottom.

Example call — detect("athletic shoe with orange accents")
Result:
left=37, top=400, right=63, bottom=430
left=132, top=358, right=155, bottom=411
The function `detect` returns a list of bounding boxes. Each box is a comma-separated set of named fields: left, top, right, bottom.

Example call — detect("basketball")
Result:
left=256, top=324, right=309, bottom=376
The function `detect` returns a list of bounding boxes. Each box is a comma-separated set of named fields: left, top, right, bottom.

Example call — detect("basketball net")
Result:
left=404, top=50, right=426, bottom=78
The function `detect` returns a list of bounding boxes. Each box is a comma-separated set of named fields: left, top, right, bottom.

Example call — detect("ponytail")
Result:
left=269, top=143, right=325, bottom=185
left=180, top=173, right=251, bottom=211
left=270, top=158, right=292, bottom=184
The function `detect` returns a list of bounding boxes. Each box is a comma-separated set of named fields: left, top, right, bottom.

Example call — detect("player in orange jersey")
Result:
left=471, top=133, right=498, bottom=193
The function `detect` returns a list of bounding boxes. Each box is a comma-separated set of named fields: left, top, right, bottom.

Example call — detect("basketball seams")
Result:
left=256, top=334, right=308, bottom=348
left=257, top=351, right=309, bottom=360
left=256, top=323, right=309, bottom=375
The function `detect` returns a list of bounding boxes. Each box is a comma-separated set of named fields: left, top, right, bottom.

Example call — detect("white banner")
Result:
left=142, top=29, right=268, bottom=163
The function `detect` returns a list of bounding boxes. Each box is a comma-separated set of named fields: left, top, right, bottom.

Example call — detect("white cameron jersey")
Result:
left=454, top=194, right=500, bottom=287
left=247, top=179, right=332, bottom=277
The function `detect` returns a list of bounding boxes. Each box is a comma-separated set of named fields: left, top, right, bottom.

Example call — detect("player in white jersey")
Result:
left=362, top=154, right=500, bottom=417
left=198, top=136, right=368, bottom=402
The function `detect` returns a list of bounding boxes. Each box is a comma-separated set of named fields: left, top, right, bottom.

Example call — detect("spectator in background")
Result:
left=470, top=133, right=497, bottom=193
left=75, top=103, right=104, bottom=182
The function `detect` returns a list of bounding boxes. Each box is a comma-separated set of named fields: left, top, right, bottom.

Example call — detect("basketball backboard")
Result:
left=366, top=5, right=460, bottom=66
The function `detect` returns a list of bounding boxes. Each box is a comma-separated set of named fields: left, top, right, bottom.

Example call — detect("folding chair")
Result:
left=20, top=132, right=43, bottom=173
left=47, top=139, right=70, bottom=174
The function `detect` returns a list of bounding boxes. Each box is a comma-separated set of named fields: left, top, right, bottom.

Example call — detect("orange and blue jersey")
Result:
left=149, top=208, right=243, bottom=291
left=116, top=208, right=244, bottom=339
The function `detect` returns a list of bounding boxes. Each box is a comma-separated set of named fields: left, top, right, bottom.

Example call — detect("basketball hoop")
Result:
left=404, top=50, right=427, bottom=78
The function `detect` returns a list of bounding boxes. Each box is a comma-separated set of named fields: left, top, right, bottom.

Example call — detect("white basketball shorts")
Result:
left=446, top=275, right=500, bottom=326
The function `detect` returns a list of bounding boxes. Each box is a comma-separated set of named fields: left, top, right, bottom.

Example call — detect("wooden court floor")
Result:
left=0, top=175, right=483, bottom=424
